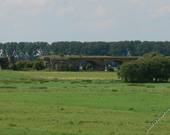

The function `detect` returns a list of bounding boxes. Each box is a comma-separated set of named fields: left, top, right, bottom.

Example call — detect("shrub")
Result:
left=33, top=60, right=45, bottom=70
left=14, top=60, right=45, bottom=71
left=84, top=63, right=94, bottom=71
left=118, top=52, right=170, bottom=83
left=15, top=61, right=34, bottom=71
left=60, top=63, right=78, bottom=71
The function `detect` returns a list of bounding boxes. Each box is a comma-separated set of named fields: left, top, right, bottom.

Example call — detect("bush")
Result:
left=60, top=63, right=78, bottom=71
left=118, top=52, right=170, bottom=83
left=33, top=60, right=45, bottom=70
left=14, top=60, right=45, bottom=71
left=84, top=63, right=94, bottom=71
left=15, top=61, right=34, bottom=71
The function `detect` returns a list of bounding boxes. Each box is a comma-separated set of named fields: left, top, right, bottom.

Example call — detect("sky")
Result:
left=0, top=0, right=170, bottom=42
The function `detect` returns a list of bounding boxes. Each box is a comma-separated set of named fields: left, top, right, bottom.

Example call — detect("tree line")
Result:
left=0, top=41, right=170, bottom=60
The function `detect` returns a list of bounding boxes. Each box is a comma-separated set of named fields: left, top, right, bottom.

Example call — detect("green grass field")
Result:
left=0, top=71, right=170, bottom=135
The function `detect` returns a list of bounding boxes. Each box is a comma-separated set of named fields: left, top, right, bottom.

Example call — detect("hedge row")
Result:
left=13, top=60, right=45, bottom=71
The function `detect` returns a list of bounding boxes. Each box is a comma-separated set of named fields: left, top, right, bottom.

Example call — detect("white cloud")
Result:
left=128, top=0, right=144, bottom=5
left=95, top=19, right=113, bottom=29
left=154, top=5, right=170, bottom=17
left=1, top=0, right=49, bottom=8
left=56, top=6, right=76, bottom=16
left=95, top=5, right=110, bottom=17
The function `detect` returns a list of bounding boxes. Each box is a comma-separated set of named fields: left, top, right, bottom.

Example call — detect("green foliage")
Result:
left=118, top=52, right=170, bottom=83
left=83, top=63, right=94, bottom=71
left=33, top=60, right=45, bottom=70
left=107, top=65, right=115, bottom=72
left=60, top=63, right=79, bottom=71
left=15, top=61, right=34, bottom=71
left=14, top=60, right=45, bottom=71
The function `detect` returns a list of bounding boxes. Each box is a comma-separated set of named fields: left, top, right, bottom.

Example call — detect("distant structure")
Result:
left=0, top=57, right=10, bottom=69
left=35, top=49, right=43, bottom=57
left=0, top=49, right=3, bottom=57
left=40, top=55, right=139, bottom=71
left=0, top=49, right=12, bottom=69
left=127, top=50, right=131, bottom=57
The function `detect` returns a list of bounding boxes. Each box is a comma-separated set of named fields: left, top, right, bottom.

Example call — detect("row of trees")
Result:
left=0, top=41, right=170, bottom=60
left=118, top=53, right=170, bottom=83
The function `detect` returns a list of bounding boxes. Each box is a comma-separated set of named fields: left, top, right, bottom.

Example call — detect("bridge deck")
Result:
left=41, top=55, right=140, bottom=61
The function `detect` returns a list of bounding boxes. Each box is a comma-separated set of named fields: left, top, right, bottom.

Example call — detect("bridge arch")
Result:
left=40, top=56, right=140, bottom=71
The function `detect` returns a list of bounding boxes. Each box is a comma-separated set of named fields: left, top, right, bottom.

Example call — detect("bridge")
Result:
left=40, top=55, right=140, bottom=71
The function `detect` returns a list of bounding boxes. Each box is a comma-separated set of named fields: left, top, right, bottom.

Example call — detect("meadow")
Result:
left=0, top=71, right=170, bottom=135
